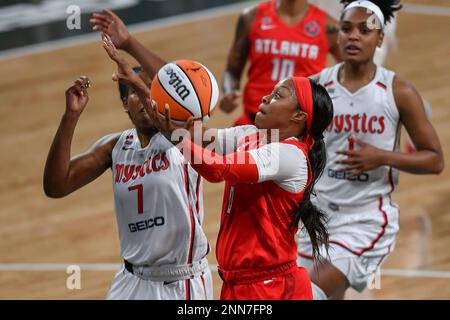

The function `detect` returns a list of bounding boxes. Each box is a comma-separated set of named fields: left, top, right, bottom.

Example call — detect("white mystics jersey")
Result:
left=316, top=63, right=400, bottom=207
left=111, top=129, right=209, bottom=265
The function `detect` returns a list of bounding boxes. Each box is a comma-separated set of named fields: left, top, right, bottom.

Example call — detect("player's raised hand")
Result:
left=65, top=76, right=91, bottom=116
left=145, top=100, right=195, bottom=144
left=90, top=9, right=131, bottom=50
left=219, top=91, right=241, bottom=113
left=102, top=33, right=141, bottom=87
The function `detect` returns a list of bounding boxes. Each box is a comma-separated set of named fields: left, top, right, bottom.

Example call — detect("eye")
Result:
left=361, top=26, right=372, bottom=34
left=273, top=91, right=281, bottom=100
left=341, top=25, right=351, bottom=33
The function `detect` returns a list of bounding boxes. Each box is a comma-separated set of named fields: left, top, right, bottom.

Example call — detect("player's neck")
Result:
left=339, top=61, right=377, bottom=88
left=277, top=0, right=309, bottom=20
left=136, top=127, right=158, bottom=148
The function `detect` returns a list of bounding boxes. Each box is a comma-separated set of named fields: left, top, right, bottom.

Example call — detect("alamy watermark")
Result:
left=66, top=5, right=81, bottom=30
left=66, top=265, right=81, bottom=290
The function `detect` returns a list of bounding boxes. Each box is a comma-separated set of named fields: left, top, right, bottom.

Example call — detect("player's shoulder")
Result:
left=240, top=3, right=259, bottom=27
left=392, top=75, right=421, bottom=109
left=92, top=132, right=122, bottom=150
left=313, top=62, right=341, bottom=84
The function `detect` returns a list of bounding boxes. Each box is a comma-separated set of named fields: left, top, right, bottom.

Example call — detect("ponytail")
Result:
left=291, top=79, right=334, bottom=262
left=292, top=139, right=329, bottom=261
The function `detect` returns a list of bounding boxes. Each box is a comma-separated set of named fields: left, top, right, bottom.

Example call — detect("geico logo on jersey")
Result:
left=128, top=217, right=165, bottom=233
left=326, top=114, right=386, bottom=134
left=254, top=38, right=319, bottom=59
left=114, top=152, right=169, bottom=183
left=163, top=66, right=190, bottom=100
left=328, top=169, right=369, bottom=182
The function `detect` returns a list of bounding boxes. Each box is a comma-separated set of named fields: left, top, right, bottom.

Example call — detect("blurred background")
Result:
left=0, top=0, right=449, bottom=299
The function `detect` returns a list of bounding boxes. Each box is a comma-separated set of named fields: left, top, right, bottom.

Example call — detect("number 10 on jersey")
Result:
left=271, top=58, right=295, bottom=82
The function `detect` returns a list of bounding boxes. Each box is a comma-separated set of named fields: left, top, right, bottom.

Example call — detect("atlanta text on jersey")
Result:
left=128, top=216, right=165, bottom=233
left=254, top=38, right=319, bottom=59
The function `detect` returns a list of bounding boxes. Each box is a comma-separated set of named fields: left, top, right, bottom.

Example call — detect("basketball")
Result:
left=150, top=59, right=219, bottom=124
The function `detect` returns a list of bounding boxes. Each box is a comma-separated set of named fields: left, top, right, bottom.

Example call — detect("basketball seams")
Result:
left=200, top=63, right=213, bottom=116
left=151, top=60, right=218, bottom=123
left=203, top=65, right=219, bottom=114
left=156, top=69, right=196, bottom=118
left=175, top=62, right=204, bottom=119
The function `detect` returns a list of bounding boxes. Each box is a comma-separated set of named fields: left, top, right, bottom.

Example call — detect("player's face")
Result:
left=255, top=79, right=303, bottom=130
left=338, top=8, right=384, bottom=63
left=123, top=72, right=154, bottom=130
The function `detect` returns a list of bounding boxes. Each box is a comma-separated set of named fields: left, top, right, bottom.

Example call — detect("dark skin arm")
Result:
left=90, top=9, right=166, bottom=79
left=43, top=76, right=120, bottom=198
left=102, top=34, right=220, bottom=150
left=219, top=7, right=256, bottom=114
left=336, top=76, right=444, bottom=175
left=326, top=15, right=343, bottom=63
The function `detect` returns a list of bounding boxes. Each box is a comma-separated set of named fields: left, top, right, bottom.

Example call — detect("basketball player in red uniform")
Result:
left=107, top=37, right=335, bottom=298
left=220, top=0, right=342, bottom=125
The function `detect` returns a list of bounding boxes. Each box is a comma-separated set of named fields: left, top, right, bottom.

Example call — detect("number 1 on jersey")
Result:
left=128, top=184, right=143, bottom=214
left=271, top=58, right=295, bottom=82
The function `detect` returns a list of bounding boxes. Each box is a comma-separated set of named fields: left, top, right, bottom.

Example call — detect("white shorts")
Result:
left=107, top=258, right=213, bottom=300
left=297, top=196, right=399, bottom=292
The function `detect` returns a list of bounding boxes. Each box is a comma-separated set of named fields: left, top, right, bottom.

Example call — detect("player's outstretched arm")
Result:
left=102, top=33, right=152, bottom=110
left=43, top=77, right=120, bottom=198
left=326, top=15, right=343, bottom=63
left=90, top=9, right=166, bottom=79
left=220, top=7, right=255, bottom=114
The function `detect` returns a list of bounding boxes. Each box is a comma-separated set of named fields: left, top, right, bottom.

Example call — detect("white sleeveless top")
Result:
left=111, top=129, right=209, bottom=265
left=316, top=63, right=400, bottom=207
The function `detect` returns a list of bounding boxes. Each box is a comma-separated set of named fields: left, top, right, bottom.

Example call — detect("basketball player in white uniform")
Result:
left=297, top=0, right=444, bottom=299
left=44, top=72, right=212, bottom=300
left=308, top=0, right=397, bottom=66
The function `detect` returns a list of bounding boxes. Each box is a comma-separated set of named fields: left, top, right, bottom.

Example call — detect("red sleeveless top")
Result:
left=216, top=137, right=312, bottom=275
left=244, top=1, right=329, bottom=114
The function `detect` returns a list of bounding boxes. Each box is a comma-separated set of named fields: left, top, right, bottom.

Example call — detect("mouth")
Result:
left=258, top=105, right=267, bottom=115
left=345, top=44, right=361, bottom=55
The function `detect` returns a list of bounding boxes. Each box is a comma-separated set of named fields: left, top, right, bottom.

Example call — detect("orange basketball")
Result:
left=150, top=59, right=219, bottom=124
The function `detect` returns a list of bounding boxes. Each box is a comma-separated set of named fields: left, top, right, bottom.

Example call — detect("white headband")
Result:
left=343, top=1, right=385, bottom=30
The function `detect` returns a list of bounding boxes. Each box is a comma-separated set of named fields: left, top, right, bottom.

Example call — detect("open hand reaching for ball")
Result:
left=102, top=33, right=146, bottom=91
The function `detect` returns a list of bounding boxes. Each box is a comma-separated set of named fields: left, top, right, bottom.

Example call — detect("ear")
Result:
left=291, top=111, right=308, bottom=124
left=377, top=31, right=385, bottom=48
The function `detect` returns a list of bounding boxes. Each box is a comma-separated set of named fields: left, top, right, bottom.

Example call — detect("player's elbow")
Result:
left=433, top=157, right=445, bottom=175
left=43, top=180, right=68, bottom=198
left=44, top=186, right=65, bottom=198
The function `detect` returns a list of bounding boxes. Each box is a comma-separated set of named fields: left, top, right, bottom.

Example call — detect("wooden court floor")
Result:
left=0, top=0, right=449, bottom=299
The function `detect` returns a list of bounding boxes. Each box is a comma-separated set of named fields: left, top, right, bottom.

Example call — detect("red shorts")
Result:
left=220, top=266, right=312, bottom=300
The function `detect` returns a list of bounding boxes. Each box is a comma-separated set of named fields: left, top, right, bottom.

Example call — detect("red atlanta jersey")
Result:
left=215, top=126, right=312, bottom=272
left=244, top=1, right=330, bottom=114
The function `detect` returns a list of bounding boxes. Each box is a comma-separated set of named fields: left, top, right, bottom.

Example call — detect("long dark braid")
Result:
left=292, top=80, right=334, bottom=261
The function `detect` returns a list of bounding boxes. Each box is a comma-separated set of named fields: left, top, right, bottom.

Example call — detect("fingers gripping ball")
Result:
left=150, top=60, right=219, bottom=125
